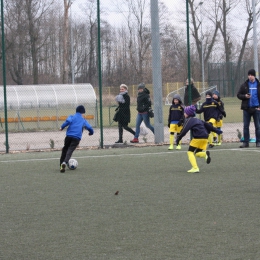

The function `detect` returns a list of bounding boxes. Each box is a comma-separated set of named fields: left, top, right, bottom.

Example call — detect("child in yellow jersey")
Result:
left=176, top=105, right=222, bottom=173
left=196, top=91, right=226, bottom=148
left=212, top=90, right=226, bottom=145
left=167, top=94, right=184, bottom=150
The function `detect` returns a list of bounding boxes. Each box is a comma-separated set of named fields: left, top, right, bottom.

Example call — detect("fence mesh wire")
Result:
left=1, top=0, right=259, bottom=152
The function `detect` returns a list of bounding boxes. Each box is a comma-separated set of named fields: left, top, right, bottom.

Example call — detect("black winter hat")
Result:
left=248, top=69, right=256, bottom=77
left=76, top=105, right=86, bottom=114
left=205, top=91, right=212, bottom=97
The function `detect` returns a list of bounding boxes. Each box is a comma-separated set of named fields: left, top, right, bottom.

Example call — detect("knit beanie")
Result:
left=205, top=91, right=212, bottom=97
left=184, top=105, right=196, bottom=117
left=138, top=83, right=145, bottom=90
left=212, top=90, right=220, bottom=97
left=76, top=105, right=86, bottom=114
left=248, top=69, right=256, bottom=77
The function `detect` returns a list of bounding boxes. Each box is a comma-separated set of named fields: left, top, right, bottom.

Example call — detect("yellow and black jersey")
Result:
left=196, top=100, right=225, bottom=121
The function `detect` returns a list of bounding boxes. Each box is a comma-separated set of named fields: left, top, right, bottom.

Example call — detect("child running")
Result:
left=212, top=90, right=225, bottom=145
left=59, top=105, right=94, bottom=172
left=176, top=105, right=223, bottom=173
left=196, top=91, right=226, bottom=148
left=167, top=94, right=184, bottom=150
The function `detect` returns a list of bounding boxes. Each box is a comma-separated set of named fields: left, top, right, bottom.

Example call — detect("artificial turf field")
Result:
left=0, top=143, right=260, bottom=260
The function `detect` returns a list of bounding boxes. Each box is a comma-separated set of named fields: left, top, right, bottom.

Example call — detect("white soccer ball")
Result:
left=68, top=158, right=78, bottom=170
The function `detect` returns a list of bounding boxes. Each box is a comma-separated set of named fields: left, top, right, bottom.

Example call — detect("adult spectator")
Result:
left=237, top=69, right=260, bottom=148
left=184, top=78, right=201, bottom=106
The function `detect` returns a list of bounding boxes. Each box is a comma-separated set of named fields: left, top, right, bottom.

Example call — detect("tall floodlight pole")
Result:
left=199, top=2, right=205, bottom=93
left=70, top=1, right=74, bottom=84
left=97, top=0, right=104, bottom=148
left=150, top=0, right=164, bottom=143
left=186, top=0, right=192, bottom=105
left=252, top=0, right=259, bottom=77
left=1, top=0, right=9, bottom=153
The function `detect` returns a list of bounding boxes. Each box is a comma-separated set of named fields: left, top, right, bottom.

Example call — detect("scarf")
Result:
left=115, top=91, right=128, bottom=103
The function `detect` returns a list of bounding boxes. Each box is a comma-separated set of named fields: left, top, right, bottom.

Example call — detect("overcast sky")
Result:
left=71, top=0, right=181, bottom=26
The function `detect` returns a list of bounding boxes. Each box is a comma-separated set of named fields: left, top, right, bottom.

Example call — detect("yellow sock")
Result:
left=169, top=134, right=174, bottom=145
left=187, top=151, right=198, bottom=169
left=195, top=151, right=206, bottom=159
left=208, top=132, right=213, bottom=144
left=218, top=134, right=222, bottom=143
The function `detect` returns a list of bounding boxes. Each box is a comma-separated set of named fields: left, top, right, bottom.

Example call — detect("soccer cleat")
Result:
left=208, top=144, right=214, bottom=148
left=187, top=167, right=200, bottom=173
left=216, top=142, right=221, bottom=146
left=115, top=140, right=123, bottom=144
left=130, top=138, right=139, bottom=143
left=176, top=145, right=181, bottom=150
left=168, top=144, right=174, bottom=150
left=205, top=151, right=211, bottom=164
left=60, top=162, right=66, bottom=173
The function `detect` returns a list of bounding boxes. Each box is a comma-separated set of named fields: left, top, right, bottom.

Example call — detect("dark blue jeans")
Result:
left=134, top=113, right=154, bottom=138
left=243, top=109, right=260, bottom=143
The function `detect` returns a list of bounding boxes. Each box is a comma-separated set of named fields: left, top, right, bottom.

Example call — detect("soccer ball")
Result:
left=68, top=158, right=78, bottom=170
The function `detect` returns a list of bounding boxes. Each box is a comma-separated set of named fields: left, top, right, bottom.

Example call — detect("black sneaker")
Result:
left=60, top=162, right=66, bottom=173
left=115, top=140, right=123, bottom=143
left=209, top=144, right=214, bottom=148
left=239, top=143, right=249, bottom=148
left=205, top=151, right=211, bottom=164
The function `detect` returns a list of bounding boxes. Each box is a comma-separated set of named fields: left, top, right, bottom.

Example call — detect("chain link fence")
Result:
left=1, top=0, right=259, bottom=152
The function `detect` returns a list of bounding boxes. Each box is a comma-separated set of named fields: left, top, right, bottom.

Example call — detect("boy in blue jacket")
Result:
left=59, top=105, right=94, bottom=172
left=176, top=105, right=222, bottom=173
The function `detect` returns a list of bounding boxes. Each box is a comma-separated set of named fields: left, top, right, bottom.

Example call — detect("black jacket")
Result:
left=117, top=93, right=131, bottom=124
left=237, top=78, right=260, bottom=110
left=176, top=117, right=220, bottom=144
left=136, top=88, right=152, bottom=113
left=196, top=100, right=226, bottom=121
left=168, top=104, right=184, bottom=124
left=184, top=84, right=201, bottom=106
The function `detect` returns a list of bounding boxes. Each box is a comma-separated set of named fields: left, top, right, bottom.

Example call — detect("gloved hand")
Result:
left=216, top=129, right=223, bottom=135
left=177, top=119, right=183, bottom=127
left=222, top=111, right=226, bottom=117
left=88, top=129, right=94, bottom=136
left=168, top=123, right=170, bottom=128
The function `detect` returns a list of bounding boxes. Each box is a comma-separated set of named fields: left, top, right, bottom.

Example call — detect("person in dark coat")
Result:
left=237, top=69, right=260, bottom=148
left=130, top=83, right=154, bottom=143
left=184, top=78, right=201, bottom=106
left=114, top=84, right=135, bottom=143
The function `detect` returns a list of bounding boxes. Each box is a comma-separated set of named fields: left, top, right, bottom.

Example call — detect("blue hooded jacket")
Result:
left=61, top=112, right=94, bottom=140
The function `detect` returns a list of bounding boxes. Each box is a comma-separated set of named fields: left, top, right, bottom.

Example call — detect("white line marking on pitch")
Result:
left=1, top=147, right=260, bottom=163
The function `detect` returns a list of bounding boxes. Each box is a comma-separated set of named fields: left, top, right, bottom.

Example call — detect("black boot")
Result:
left=239, top=142, right=249, bottom=148
left=115, top=126, right=123, bottom=143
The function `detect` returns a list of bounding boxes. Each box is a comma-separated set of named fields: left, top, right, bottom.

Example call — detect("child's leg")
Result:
left=217, top=127, right=222, bottom=145
left=195, top=148, right=211, bottom=164
left=176, top=133, right=181, bottom=150
left=168, top=132, right=174, bottom=150
left=213, top=132, right=217, bottom=142
left=187, top=151, right=198, bottom=168
left=187, top=146, right=199, bottom=172
left=60, top=136, right=71, bottom=165
left=208, top=132, right=214, bottom=146
left=63, top=137, right=80, bottom=163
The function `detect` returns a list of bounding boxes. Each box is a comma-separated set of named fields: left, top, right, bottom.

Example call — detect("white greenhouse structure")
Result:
left=0, top=84, right=98, bottom=131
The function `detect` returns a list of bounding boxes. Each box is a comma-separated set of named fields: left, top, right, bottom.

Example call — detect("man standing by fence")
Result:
left=237, top=69, right=260, bottom=148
